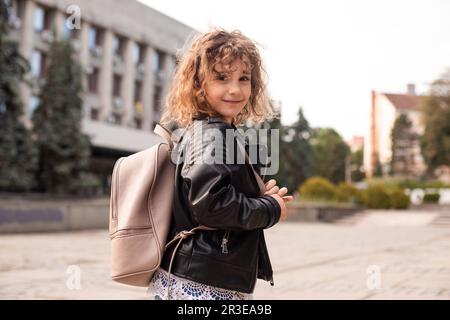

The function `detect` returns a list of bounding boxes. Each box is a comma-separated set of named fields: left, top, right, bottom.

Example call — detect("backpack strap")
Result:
left=164, top=225, right=217, bottom=300
left=153, top=124, right=181, bottom=150
left=236, top=138, right=267, bottom=195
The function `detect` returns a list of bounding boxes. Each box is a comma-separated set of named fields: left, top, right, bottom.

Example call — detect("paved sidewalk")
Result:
left=1, top=218, right=450, bottom=299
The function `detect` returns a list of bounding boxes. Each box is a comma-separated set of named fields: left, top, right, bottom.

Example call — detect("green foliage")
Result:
left=262, top=107, right=313, bottom=194
left=0, top=0, right=38, bottom=191
left=71, top=172, right=103, bottom=196
left=362, top=184, right=409, bottom=209
left=373, top=160, right=383, bottom=177
left=351, top=148, right=365, bottom=182
left=420, top=69, right=450, bottom=173
left=32, top=37, right=100, bottom=194
left=335, top=182, right=362, bottom=204
left=423, top=193, right=440, bottom=203
left=365, top=177, right=450, bottom=189
left=362, top=184, right=391, bottom=209
left=299, top=176, right=337, bottom=201
left=389, top=188, right=410, bottom=209
left=310, top=127, right=350, bottom=183
left=299, top=176, right=412, bottom=209
left=391, top=113, right=417, bottom=176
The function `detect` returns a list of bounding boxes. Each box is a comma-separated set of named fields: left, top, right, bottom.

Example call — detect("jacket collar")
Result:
left=207, top=116, right=236, bottom=128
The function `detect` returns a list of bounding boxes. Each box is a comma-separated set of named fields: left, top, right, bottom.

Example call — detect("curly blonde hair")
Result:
left=160, top=28, right=276, bottom=128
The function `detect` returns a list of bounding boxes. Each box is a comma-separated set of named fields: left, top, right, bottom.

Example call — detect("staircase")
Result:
left=333, top=212, right=367, bottom=226
left=431, top=213, right=450, bottom=227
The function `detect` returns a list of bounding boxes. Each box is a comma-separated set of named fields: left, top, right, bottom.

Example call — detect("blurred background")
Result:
left=0, top=0, right=449, bottom=300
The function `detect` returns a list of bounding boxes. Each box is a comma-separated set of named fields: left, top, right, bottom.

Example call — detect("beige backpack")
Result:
left=109, top=124, right=266, bottom=289
left=109, top=124, right=176, bottom=286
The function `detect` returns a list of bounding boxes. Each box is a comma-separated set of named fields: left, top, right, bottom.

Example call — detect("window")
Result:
left=134, top=80, right=142, bottom=103
left=62, top=19, right=70, bottom=39
left=113, top=74, right=122, bottom=97
left=88, top=26, right=103, bottom=49
left=133, top=43, right=144, bottom=64
left=34, top=6, right=45, bottom=32
left=134, top=81, right=144, bottom=115
left=88, top=27, right=96, bottom=49
left=111, top=113, right=122, bottom=125
left=63, top=15, right=79, bottom=39
left=34, top=5, right=51, bottom=32
left=28, top=96, right=40, bottom=116
left=11, top=0, right=23, bottom=19
left=31, top=50, right=46, bottom=77
left=152, top=85, right=162, bottom=128
left=152, top=85, right=162, bottom=112
left=133, top=117, right=142, bottom=129
left=168, top=55, right=176, bottom=78
left=113, top=35, right=125, bottom=58
left=87, top=68, right=99, bottom=93
left=90, top=109, right=99, bottom=121
left=152, top=49, right=165, bottom=74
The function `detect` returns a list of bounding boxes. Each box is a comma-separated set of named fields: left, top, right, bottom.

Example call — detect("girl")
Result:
left=147, top=28, right=294, bottom=300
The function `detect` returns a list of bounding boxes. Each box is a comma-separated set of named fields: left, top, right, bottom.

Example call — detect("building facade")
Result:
left=348, top=136, right=364, bottom=153
left=364, top=84, right=427, bottom=178
left=7, top=0, right=196, bottom=193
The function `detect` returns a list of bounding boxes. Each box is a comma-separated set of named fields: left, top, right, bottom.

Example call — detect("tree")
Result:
left=351, top=148, right=365, bottom=182
left=420, top=69, right=450, bottom=175
left=32, top=37, right=99, bottom=194
left=0, top=0, right=38, bottom=192
left=283, top=107, right=313, bottom=192
left=390, top=113, right=417, bottom=177
left=264, top=112, right=289, bottom=186
left=373, top=159, right=383, bottom=177
left=311, top=127, right=350, bottom=184
left=268, top=107, right=313, bottom=193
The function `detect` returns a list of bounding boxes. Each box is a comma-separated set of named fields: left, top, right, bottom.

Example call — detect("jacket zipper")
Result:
left=221, top=230, right=230, bottom=254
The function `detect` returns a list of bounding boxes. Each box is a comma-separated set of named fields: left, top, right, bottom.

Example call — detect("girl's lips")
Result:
left=223, top=100, right=243, bottom=103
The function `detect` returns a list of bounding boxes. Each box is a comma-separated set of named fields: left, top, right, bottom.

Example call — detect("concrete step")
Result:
left=334, top=212, right=367, bottom=225
left=431, top=214, right=450, bottom=226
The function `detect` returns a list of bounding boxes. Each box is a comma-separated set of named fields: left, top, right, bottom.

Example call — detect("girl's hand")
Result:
left=264, top=179, right=279, bottom=195
left=264, top=179, right=294, bottom=203
left=265, top=179, right=294, bottom=222
left=268, top=193, right=288, bottom=221
left=277, top=187, right=294, bottom=203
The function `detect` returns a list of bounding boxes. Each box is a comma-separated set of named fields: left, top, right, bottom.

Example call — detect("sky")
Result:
left=138, top=0, right=450, bottom=141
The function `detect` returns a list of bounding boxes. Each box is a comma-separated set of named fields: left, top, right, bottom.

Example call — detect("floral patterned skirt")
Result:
left=147, top=267, right=253, bottom=300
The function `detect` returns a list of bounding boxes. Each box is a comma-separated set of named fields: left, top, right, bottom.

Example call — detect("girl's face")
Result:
left=204, top=58, right=252, bottom=125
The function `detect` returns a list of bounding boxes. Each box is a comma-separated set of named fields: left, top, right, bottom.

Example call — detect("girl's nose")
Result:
left=228, top=81, right=242, bottom=95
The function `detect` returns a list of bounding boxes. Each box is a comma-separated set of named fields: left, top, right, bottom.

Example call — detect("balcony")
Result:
left=154, top=69, right=164, bottom=84
left=112, top=55, right=124, bottom=74
left=40, top=30, right=54, bottom=43
left=90, top=45, right=103, bottom=57
left=112, top=96, right=124, bottom=112
left=82, top=119, right=163, bottom=153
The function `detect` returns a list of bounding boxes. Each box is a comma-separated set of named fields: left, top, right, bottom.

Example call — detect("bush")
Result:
left=389, top=188, right=410, bottom=209
left=364, top=177, right=450, bottom=190
left=299, top=177, right=336, bottom=201
left=335, top=183, right=362, bottom=204
left=423, top=193, right=440, bottom=203
left=363, top=185, right=391, bottom=209
left=72, top=172, right=102, bottom=196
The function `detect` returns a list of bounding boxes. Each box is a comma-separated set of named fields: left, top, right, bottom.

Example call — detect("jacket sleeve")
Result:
left=182, top=125, right=281, bottom=230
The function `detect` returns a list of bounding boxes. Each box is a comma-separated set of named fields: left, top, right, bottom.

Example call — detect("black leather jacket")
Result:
left=160, top=116, right=282, bottom=294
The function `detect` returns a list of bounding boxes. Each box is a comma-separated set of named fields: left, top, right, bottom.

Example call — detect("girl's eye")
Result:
left=214, top=74, right=250, bottom=81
